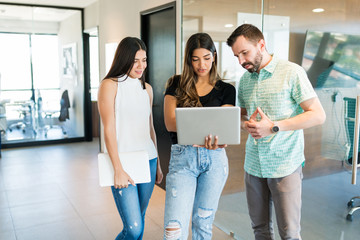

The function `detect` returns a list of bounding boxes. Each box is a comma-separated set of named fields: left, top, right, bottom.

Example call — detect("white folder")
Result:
left=98, top=151, right=150, bottom=187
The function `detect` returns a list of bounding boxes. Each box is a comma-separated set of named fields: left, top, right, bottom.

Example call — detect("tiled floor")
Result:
left=214, top=128, right=360, bottom=239
left=215, top=170, right=360, bottom=240
left=2, top=134, right=360, bottom=240
left=0, top=139, right=231, bottom=240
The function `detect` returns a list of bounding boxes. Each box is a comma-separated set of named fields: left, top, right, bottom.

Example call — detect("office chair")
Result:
left=6, top=100, right=36, bottom=136
left=7, top=104, right=27, bottom=133
left=343, top=97, right=360, bottom=221
left=43, top=90, right=70, bottom=138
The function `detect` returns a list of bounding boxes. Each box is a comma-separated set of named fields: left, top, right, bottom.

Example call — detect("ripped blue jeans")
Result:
left=111, top=158, right=157, bottom=240
left=164, top=145, right=228, bottom=240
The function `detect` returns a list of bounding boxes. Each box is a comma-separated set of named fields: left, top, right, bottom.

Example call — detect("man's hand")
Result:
left=244, top=107, right=274, bottom=139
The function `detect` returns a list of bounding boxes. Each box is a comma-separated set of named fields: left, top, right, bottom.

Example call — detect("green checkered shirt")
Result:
left=238, top=56, right=317, bottom=178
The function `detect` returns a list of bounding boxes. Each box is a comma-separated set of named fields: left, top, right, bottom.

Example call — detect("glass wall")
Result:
left=0, top=4, right=86, bottom=145
left=183, top=0, right=360, bottom=239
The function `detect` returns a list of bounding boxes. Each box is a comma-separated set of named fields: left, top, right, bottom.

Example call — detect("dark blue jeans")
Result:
left=111, top=158, right=157, bottom=240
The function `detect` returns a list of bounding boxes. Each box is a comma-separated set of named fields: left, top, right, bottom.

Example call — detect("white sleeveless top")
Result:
left=115, top=75, right=157, bottom=160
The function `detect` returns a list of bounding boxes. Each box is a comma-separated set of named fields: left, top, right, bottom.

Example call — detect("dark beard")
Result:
left=242, top=51, right=263, bottom=73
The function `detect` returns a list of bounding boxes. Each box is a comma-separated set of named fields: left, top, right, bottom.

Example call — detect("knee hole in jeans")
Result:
left=165, top=221, right=181, bottom=240
left=193, top=208, right=214, bottom=231
left=197, top=207, right=213, bottom=219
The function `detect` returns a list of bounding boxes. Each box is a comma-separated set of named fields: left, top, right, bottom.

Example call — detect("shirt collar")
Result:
left=247, top=54, right=278, bottom=78
left=261, top=54, right=278, bottom=74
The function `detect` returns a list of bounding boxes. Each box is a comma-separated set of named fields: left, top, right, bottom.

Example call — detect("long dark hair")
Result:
left=176, top=32, right=220, bottom=107
left=103, top=37, right=147, bottom=89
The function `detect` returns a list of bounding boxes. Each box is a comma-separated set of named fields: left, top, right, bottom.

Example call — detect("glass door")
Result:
left=182, top=0, right=360, bottom=239
left=0, top=4, right=86, bottom=145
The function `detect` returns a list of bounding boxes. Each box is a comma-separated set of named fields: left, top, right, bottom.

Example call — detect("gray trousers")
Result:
left=245, top=165, right=303, bottom=240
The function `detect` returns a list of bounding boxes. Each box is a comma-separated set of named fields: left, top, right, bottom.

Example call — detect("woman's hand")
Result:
left=155, top=164, right=163, bottom=184
left=193, top=135, right=227, bottom=150
left=114, top=169, right=135, bottom=189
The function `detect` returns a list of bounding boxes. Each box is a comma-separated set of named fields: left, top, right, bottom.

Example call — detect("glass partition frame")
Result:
left=182, top=0, right=360, bottom=239
left=0, top=3, right=91, bottom=147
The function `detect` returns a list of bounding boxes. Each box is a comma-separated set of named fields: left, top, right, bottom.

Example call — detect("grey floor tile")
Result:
left=215, top=171, right=360, bottom=240
left=0, top=231, right=17, bottom=240
left=48, top=162, right=97, bottom=183
left=15, top=218, right=95, bottom=240
left=82, top=212, right=123, bottom=240
left=6, top=184, right=66, bottom=208
left=1, top=147, right=42, bottom=159
left=1, top=161, right=48, bottom=179
left=0, top=190, right=9, bottom=209
left=2, top=165, right=54, bottom=191
left=68, top=190, right=115, bottom=218
left=57, top=178, right=108, bottom=199
left=1, top=139, right=233, bottom=239
left=10, top=199, right=79, bottom=230
left=0, top=175, right=5, bottom=192
left=0, top=154, right=43, bottom=168
left=0, top=208, right=14, bottom=233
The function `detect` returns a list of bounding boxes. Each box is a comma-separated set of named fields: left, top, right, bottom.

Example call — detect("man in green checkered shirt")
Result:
left=227, top=24, right=326, bottom=240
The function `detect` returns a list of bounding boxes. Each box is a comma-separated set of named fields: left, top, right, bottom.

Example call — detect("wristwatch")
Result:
left=271, top=124, right=279, bottom=133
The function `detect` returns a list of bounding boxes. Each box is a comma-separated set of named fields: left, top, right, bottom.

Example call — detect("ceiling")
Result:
left=0, top=0, right=358, bottom=32
left=0, top=0, right=97, bottom=22
left=183, top=0, right=360, bottom=35
left=0, top=0, right=97, bottom=8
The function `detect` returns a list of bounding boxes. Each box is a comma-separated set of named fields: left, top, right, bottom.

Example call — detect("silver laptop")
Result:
left=175, top=106, right=241, bottom=145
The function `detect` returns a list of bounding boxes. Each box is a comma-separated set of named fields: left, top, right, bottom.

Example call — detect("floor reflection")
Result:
left=216, top=126, right=359, bottom=239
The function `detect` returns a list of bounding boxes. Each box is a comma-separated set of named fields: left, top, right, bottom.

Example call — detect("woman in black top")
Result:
left=163, top=33, right=235, bottom=240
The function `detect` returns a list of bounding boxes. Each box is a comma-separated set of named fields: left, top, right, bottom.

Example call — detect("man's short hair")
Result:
left=227, top=24, right=264, bottom=47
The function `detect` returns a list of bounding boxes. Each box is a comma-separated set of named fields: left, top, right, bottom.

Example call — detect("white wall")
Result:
left=96, top=0, right=181, bottom=151
left=58, top=11, right=84, bottom=136
left=84, top=1, right=99, bottom=31
left=98, top=0, right=181, bottom=80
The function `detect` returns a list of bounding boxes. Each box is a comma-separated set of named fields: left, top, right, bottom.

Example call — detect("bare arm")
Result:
left=164, top=94, right=177, bottom=132
left=145, top=83, right=163, bottom=184
left=245, top=97, right=326, bottom=139
left=97, top=79, right=134, bottom=188
left=277, top=97, right=326, bottom=131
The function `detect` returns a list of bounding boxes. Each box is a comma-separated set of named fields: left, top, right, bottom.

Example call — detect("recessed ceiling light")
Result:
left=312, top=8, right=324, bottom=13
left=225, top=24, right=233, bottom=28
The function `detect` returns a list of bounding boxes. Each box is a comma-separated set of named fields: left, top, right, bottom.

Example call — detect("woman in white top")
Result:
left=98, top=37, right=163, bottom=240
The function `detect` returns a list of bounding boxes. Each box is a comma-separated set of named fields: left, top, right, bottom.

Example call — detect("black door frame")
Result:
left=140, top=2, right=176, bottom=189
